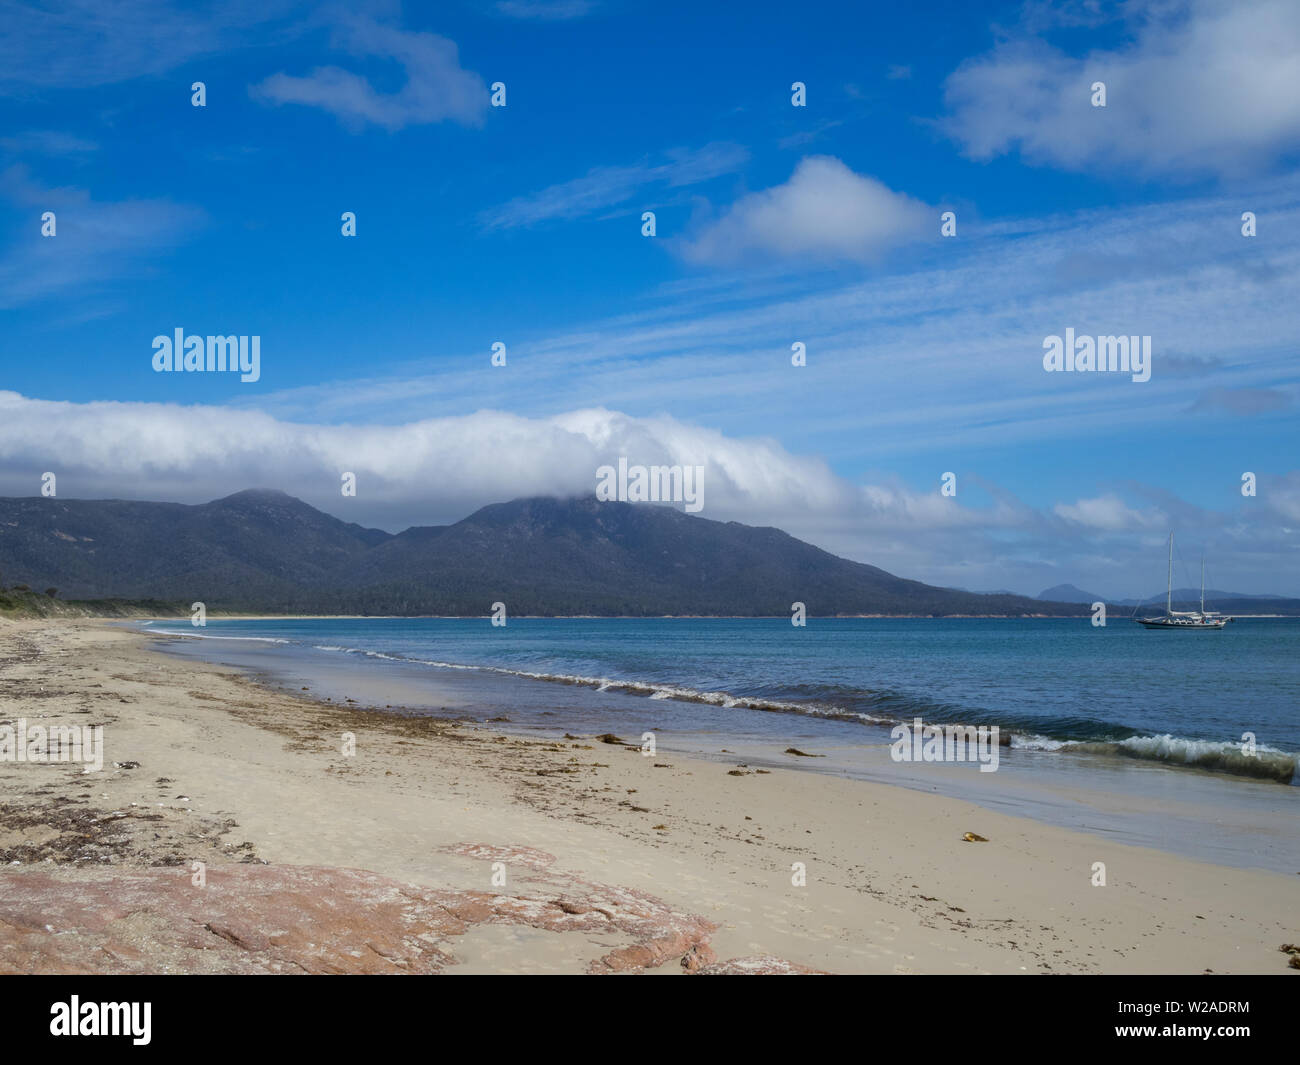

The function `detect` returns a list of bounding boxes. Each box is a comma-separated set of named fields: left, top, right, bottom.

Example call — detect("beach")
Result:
left=1, top=617, right=1296, bottom=975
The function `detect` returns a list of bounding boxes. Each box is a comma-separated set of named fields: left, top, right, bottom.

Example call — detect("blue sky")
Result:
left=1, top=0, right=1299, bottom=597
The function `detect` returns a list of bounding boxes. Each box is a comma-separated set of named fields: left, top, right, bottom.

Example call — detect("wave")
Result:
left=147, top=627, right=291, bottom=644
left=1061, top=734, right=1298, bottom=783
left=203, top=636, right=1297, bottom=786
left=309, top=644, right=867, bottom=718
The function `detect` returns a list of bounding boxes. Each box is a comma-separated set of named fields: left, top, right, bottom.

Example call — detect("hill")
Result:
left=0, top=491, right=1111, bottom=617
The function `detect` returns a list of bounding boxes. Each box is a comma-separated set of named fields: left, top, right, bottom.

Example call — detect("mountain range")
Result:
left=0, top=489, right=1095, bottom=617
left=3, top=490, right=1296, bottom=617
left=1036, top=582, right=1294, bottom=611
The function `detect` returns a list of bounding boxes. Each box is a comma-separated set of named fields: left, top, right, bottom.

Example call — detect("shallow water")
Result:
left=142, top=616, right=1300, bottom=873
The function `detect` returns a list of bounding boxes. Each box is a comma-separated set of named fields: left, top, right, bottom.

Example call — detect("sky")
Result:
left=1, top=0, right=1298, bottom=598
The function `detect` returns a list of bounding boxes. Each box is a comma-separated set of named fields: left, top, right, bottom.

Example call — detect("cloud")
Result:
left=776, top=119, right=844, bottom=150
left=1269, top=472, right=1300, bottom=522
left=480, top=143, right=749, bottom=230
left=1161, top=354, right=1226, bottom=377
left=0, top=0, right=300, bottom=91
left=2, top=392, right=1293, bottom=597
left=885, top=65, right=912, bottom=80
left=678, top=156, right=932, bottom=265
left=251, top=15, right=487, bottom=130
left=1054, top=494, right=1164, bottom=532
left=251, top=179, right=1300, bottom=468
left=0, top=394, right=948, bottom=547
left=0, top=394, right=847, bottom=532
left=1189, top=386, right=1294, bottom=414
left=0, top=165, right=205, bottom=309
left=0, top=131, right=98, bottom=156
left=940, top=0, right=1300, bottom=177
left=495, top=0, right=597, bottom=18
left=1017, top=0, right=1114, bottom=32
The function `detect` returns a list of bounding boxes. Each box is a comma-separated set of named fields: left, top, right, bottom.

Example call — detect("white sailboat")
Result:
left=1135, top=533, right=1228, bottom=629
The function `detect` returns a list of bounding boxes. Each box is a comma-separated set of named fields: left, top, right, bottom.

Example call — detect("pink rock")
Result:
left=0, top=844, right=823, bottom=975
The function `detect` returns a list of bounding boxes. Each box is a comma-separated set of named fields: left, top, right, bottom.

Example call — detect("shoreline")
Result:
left=2, top=618, right=1297, bottom=975
left=140, top=617, right=1300, bottom=867
left=132, top=612, right=1100, bottom=621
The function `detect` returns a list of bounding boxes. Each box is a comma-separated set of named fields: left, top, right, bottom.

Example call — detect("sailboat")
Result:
left=1135, top=533, right=1228, bottom=629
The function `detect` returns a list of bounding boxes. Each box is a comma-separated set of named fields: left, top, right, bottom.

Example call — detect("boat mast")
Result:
left=1166, top=532, right=1173, bottom=616
left=1200, top=555, right=1205, bottom=615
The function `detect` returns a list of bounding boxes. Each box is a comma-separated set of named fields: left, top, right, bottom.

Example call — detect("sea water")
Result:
left=142, top=616, right=1300, bottom=871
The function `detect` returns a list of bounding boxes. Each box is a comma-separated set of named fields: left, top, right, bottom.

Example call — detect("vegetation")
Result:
left=0, top=586, right=186, bottom=618
left=2, top=490, right=1295, bottom=618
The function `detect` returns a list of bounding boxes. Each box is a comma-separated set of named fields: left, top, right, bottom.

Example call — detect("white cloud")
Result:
left=941, top=0, right=1300, bottom=177
left=1054, top=494, right=1164, bottom=531
left=0, top=395, right=845, bottom=530
left=0, top=392, right=1293, bottom=597
left=0, top=165, right=205, bottom=309
left=480, top=143, right=749, bottom=230
left=679, top=156, right=932, bottom=265
left=250, top=179, right=1300, bottom=466
left=0, top=0, right=299, bottom=91
left=1269, top=472, right=1300, bottom=522
left=251, top=15, right=487, bottom=130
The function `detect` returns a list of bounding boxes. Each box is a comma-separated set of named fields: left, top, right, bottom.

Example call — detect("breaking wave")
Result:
left=146, top=626, right=290, bottom=644
left=1064, top=735, right=1297, bottom=783
left=301, top=642, right=1299, bottom=785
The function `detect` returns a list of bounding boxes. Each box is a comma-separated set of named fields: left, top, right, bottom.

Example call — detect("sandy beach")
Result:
left=0, top=617, right=1296, bottom=975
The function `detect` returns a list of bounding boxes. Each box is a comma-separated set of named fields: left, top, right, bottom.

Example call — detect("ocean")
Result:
left=142, top=615, right=1300, bottom=871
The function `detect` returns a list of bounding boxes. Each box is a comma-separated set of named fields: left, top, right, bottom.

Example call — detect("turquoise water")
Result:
left=144, top=616, right=1300, bottom=784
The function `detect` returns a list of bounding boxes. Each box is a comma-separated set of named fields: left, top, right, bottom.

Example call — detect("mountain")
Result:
left=0, top=490, right=388, bottom=607
left=1037, top=580, right=1296, bottom=612
left=342, top=496, right=1083, bottom=616
left=0, top=490, right=1188, bottom=617
left=1127, top=588, right=1287, bottom=606
left=1119, top=590, right=1298, bottom=615
left=1037, top=583, right=1105, bottom=603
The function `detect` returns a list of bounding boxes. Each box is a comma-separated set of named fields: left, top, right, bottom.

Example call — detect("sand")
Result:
left=0, top=618, right=1295, bottom=975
